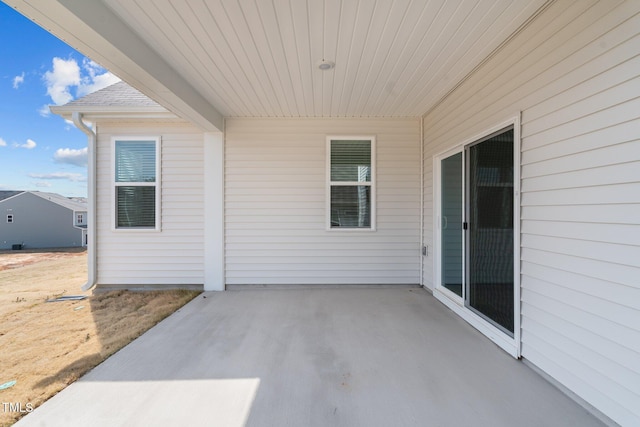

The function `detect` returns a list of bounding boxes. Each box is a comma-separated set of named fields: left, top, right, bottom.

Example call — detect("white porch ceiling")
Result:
left=6, top=0, right=548, bottom=130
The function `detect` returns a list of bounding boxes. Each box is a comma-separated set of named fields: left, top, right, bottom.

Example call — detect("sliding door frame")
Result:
left=433, top=115, right=522, bottom=358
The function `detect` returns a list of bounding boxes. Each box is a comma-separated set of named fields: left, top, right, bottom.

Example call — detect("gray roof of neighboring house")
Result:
left=61, top=81, right=162, bottom=109
left=0, top=191, right=87, bottom=211
left=0, top=191, right=24, bottom=202
left=31, top=192, right=87, bottom=211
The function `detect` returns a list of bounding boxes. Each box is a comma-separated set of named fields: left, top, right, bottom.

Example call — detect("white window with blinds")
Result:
left=112, top=137, right=160, bottom=230
left=327, top=136, right=376, bottom=230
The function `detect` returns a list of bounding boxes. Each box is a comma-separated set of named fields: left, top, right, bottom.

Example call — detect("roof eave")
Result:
left=50, top=105, right=181, bottom=122
left=4, top=0, right=223, bottom=132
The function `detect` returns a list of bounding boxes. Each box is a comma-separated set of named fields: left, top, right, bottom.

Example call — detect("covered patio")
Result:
left=18, top=288, right=604, bottom=426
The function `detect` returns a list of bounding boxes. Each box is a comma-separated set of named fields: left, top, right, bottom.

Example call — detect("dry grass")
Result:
left=0, top=249, right=200, bottom=426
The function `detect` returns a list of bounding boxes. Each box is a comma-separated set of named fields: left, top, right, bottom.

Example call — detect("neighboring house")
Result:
left=10, top=0, right=638, bottom=425
left=0, top=191, right=87, bottom=249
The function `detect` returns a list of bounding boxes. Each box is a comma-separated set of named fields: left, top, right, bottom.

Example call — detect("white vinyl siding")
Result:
left=96, top=123, right=205, bottom=286
left=422, top=1, right=640, bottom=425
left=225, top=118, right=420, bottom=285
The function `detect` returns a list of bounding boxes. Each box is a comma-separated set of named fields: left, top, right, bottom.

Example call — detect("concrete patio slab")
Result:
left=17, top=288, right=605, bottom=426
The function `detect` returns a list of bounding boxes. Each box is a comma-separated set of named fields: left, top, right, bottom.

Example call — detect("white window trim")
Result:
left=432, top=115, right=521, bottom=358
left=326, top=135, right=376, bottom=231
left=111, top=136, right=161, bottom=232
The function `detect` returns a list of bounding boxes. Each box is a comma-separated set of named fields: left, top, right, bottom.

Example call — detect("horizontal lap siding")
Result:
left=225, top=118, right=420, bottom=285
left=96, top=123, right=205, bottom=285
left=422, top=1, right=640, bottom=425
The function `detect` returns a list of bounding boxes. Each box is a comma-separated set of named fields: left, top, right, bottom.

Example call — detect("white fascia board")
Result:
left=5, top=0, right=223, bottom=132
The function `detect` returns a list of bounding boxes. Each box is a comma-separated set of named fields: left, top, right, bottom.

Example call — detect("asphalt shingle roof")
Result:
left=0, top=191, right=24, bottom=202
left=31, top=192, right=87, bottom=211
left=0, top=191, right=86, bottom=210
left=61, top=81, right=161, bottom=109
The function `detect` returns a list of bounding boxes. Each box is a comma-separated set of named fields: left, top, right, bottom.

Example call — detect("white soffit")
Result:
left=7, top=0, right=548, bottom=120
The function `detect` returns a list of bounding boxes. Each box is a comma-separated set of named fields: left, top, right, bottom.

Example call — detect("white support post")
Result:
left=204, top=132, right=225, bottom=291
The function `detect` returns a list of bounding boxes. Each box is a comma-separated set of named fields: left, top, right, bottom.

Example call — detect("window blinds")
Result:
left=330, top=140, right=371, bottom=182
left=115, top=141, right=156, bottom=183
left=329, top=139, right=372, bottom=228
left=114, top=139, right=158, bottom=228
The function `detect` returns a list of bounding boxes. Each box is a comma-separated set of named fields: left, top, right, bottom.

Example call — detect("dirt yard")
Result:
left=0, top=249, right=200, bottom=426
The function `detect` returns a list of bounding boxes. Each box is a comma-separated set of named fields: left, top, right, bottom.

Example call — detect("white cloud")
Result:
left=28, top=172, right=86, bottom=182
left=14, top=139, right=37, bottom=149
left=54, top=147, right=88, bottom=167
left=43, top=57, right=120, bottom=107
left=0, top=137, right=6, bottom=147
left=44, top=57, right=81, bottom=105
left=13, top=72, right=25, bottom=89
left=38, top=105, right=51, bottom=117
left=76, top=59, right=120, bottom=97
left=34, top=181, right=53, bottom=188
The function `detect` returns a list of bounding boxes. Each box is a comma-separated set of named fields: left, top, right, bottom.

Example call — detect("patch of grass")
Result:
left=0, top=250, right=200, bottom=426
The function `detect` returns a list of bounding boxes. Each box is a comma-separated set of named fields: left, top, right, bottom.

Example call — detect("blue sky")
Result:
left=0, top=3, right=119, bottom=197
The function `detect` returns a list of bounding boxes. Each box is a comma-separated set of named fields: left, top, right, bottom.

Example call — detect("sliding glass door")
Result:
left=466, top=130, right=514, bottom=334
left=441, top=152, right=463, bottom=297
left=437, top=127, right=516, bottom=337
